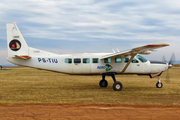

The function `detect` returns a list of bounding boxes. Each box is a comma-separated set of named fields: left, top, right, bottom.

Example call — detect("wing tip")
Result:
left=145, top=43, right=169, bottom=48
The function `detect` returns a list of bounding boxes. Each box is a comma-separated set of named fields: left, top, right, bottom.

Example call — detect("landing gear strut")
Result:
left=156, top=76, right=163, bottom=88
left=99, top=73, right=123, bottom=91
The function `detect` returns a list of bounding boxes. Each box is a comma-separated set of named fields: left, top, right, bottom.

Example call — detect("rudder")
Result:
left=6, top=23, right=29, bottom=58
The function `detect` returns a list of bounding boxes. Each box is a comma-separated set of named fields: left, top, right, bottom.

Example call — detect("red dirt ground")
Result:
left=0, top=104, right=180, bottom=120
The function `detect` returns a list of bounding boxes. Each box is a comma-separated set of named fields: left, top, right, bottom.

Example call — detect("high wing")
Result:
left=102, top=43, right=169, bottom=59
left=101, top=43, right=169, bottom=73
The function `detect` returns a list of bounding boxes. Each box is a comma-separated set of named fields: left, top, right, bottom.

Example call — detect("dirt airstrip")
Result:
left=0, top=104, right=180, bottom=120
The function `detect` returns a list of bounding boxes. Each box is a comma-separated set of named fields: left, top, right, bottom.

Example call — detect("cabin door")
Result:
left=81, top=58, right=91, bottom=74
left=72, top=56, right=82, bottom=74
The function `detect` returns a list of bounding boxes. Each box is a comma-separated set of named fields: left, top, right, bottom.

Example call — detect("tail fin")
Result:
left=6, top=23, right=29, bottom=58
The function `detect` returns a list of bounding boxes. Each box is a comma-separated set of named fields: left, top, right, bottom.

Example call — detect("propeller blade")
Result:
left=162, top=55, right=166, bottom=62
left=164, top=53, right=176, bottom=83
left=169, top=53, right=176, bottom=65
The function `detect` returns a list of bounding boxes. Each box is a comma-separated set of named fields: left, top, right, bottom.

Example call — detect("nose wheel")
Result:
left=156, top=82, right=163, bottom=88
left=156, top=76, right=163, bottom=88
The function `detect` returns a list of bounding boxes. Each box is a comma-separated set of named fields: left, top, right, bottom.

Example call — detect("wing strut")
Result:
left=121, top=54, right=136, bottom=73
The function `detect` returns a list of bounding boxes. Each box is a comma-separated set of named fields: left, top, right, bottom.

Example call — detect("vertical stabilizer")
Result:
left=6, top=23, right=29, bottom=57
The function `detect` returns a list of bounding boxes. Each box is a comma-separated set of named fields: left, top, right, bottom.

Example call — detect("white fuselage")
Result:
left=6, top=23, right=169, bottom=76
left=7, top=53, right=168, bottom=75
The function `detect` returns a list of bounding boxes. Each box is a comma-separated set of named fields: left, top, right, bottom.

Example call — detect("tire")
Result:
left=113, top=81, right=123, bottom=91
left=156, top=82, right=163, bottom=88
left=99, top=80, right=108, bottom=87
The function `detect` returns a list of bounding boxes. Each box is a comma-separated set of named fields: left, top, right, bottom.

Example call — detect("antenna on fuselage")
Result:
left=117, top=48, right=120, bottom=52
left=112, top=49, right=115, bottom=53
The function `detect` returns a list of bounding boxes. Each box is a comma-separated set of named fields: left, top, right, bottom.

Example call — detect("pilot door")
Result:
left=130, top=57, right=144, bottom=73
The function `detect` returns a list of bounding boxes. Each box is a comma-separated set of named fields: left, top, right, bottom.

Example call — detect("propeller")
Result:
left=162, top=53, right=176, bottom=82
left=168, top=53, right=176, bottom=68
left=162, top=55, right=167, bottom=63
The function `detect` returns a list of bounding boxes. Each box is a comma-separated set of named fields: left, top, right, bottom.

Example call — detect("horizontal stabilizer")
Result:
left=15, top=55, right=31, bottom=60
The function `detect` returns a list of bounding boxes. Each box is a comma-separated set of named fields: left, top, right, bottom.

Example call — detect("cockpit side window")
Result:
left=132, top=58, right=139, bottom=63
left=136, top=55, right=148, bottom=63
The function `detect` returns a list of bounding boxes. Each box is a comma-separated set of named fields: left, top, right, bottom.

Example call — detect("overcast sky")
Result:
left=0, top=0, right=180, bottom=65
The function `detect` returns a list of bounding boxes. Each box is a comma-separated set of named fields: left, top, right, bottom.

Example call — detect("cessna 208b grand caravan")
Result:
left=7, top=23, right=170, bottom=91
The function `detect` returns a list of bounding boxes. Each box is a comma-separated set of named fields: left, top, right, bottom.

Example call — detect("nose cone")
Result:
left=168, top=64, right=173, bottom=68
left=150, top=60, right=169, bottom=73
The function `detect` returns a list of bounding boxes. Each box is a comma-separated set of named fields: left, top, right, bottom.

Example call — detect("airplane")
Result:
left=6, top=23, right=171, bottom=91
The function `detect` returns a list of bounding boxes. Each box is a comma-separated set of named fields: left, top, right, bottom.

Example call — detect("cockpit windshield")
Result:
left=136, top=55, right=148, bottom=63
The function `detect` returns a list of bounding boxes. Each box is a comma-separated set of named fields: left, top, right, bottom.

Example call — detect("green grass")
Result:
left=0, top=67, right=180, bottom=105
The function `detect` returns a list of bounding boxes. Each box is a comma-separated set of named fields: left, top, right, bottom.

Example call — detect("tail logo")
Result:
left=9, top=39, right=21, bottom=51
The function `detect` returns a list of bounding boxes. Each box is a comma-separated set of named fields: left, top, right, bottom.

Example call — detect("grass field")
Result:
left=0, top=67, right=180, bottom=105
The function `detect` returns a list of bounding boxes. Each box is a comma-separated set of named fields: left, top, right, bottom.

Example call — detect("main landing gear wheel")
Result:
left=113, top=81, right=123, bottom=91
left=156, top=82, right=163, bottom=88
left=99, top=80, right=108, bottom=87
left=100, top=73, right=123, bottom=91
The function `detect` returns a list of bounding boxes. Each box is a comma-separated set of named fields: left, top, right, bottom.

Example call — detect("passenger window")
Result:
left=104, top=58, right=111, bottom=63
left=132, top=58, right=139, bottom=63
left=115, top=58, right=122, bottom=63
left=74, top=58, right=81, bottom=63
left=83, top=58, right=90, bottom=63
left=124, top=58, right=129, bottom=63
left=92, top=58, right=99, bottom=63
left=65, top=58, right=72, bottom=63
